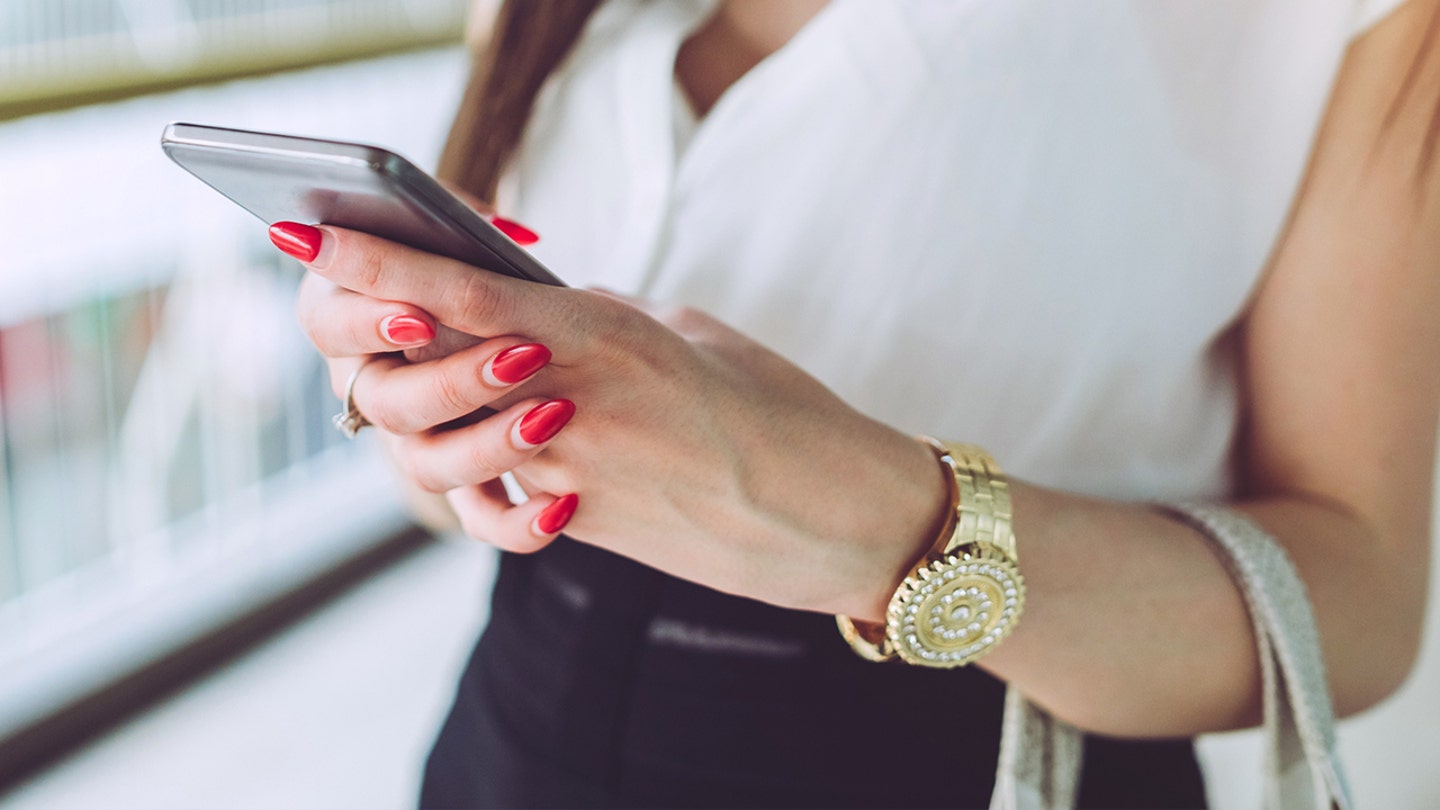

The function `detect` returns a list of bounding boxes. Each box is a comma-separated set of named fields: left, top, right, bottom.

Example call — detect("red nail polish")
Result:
left=488, top=343, right=551, bottom=385
left=517, top=399, right=575, bottom=446
left=491, top=216, right=540, bottom=246
left=535, top=493, right=579, bottom=535
left=382, top=315, right=434, bottom=346
left=268, top=221, right=323, bottom=262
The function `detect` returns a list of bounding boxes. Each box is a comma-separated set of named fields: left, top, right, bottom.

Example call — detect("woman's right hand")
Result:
left=286, top=185, right=569, bottom=537
left=293, top=259, right=569, bottom=538
left=286, top=218, right=950, bottom=620
left=392, top=186, right=540, bottom=364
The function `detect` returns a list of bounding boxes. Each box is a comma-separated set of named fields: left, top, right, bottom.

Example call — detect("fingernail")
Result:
left=514, top=399, right=575, bottom=448
left=380, top=314, right=435, bottom=346
left=533, top=493, right=578, bottom=536
left=484, top=343, right=551, bottom=386
left=268, top=221, right=323, bottom=262
left=490, top=216, right=540, bottom=246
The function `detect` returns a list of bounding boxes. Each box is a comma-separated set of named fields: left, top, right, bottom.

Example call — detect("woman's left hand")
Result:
left=294, top=224, right=946, bottom=620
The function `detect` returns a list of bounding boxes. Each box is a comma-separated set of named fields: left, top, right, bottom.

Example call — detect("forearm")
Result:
left=968, top=481, right=1426, bottom=738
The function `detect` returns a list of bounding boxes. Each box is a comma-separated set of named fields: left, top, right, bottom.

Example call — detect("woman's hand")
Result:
left=292, top=0, right=1440, bottom=735
left=289, top=222, right=948, bottom=619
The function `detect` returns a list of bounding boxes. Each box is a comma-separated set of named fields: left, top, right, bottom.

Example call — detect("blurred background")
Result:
left=0, top=1, right=1435, bottom=808
left=0, top=0, right=496, bottom=805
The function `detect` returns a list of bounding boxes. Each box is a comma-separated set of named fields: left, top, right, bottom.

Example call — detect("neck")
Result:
left=676, top=0, right=829, bottom=116
left=713, top=0, right=830, bottom=56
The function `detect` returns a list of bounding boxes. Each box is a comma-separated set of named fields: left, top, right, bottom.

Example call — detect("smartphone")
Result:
left=159, top=122, right=564, bottom=287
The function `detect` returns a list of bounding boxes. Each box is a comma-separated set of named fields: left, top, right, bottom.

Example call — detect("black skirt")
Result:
left=420, top=538, right=1208, bottom=809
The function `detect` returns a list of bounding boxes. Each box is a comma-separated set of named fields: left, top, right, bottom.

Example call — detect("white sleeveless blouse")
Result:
left=502, top=0, right=1406, bottom=501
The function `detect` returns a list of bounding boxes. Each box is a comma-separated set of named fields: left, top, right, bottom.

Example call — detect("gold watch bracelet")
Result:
left=836, top=438, right=1025, bottom=667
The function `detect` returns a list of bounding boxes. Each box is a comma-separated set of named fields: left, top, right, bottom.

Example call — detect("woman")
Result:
left=277, top=0, right=1437, bottom=806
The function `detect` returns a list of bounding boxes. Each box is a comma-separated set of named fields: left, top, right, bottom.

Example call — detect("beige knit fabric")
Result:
left=989, top=504, right=1353, bottom=810
left=990, top=687, right=1082, bottom=810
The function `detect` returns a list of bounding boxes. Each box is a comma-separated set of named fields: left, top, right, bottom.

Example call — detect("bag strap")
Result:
left=1165, top=503, right=1353, bottom=810
left=989, top=503, right=1354, bottom=810
left=990, top=686, right=1082, bottom=810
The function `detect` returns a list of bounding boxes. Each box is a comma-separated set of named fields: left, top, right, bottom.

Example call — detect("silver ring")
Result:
left=332, top=358, right=378, bottom=439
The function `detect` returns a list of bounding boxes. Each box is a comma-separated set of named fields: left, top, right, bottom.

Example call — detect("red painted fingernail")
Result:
left=534, top=493, right=579, bottom=536
left=381, top=315, right=434, bottom=346
left=268, top=221, right=323, bottom=262
left=486, top=343, right=551, bottom=386
left=516, top=399, right=575, bottom=446
left=491, top=216, right=540, bottom=246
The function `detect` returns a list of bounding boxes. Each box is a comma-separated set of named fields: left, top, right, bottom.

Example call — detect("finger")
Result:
left=297, top=273, right=437, bottom=357
left=403, top=326, right=485, bottom=365
left=487, top=215, right=540, bottom=246
left=394, top=396, right=576, bottom=493
left=271, top=222, right=572, bottom=348
left=352, top=338, right=553, bottom=434
left=446, top=482, right=578, bottom=553
left=324, top=353, right=403, bottom=402
left=432, top=183, right=541, bottom=245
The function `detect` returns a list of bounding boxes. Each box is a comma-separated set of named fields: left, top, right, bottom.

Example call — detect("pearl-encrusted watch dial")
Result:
left=885, top=545, right=1025, bottom=668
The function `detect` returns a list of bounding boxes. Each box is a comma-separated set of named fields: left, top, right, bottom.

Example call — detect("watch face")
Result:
left=886, top=545, right=1025, bottom=668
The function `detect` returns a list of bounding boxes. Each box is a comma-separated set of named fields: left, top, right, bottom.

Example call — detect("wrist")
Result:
left=838, top=439, right=1027, bottom=667
left=718, top=417, right=952, bottom=618
left=842, top=433, right=955, bottom=621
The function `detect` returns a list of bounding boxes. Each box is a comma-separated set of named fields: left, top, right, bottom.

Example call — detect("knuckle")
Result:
left=411, top=465, right=449, bottom=495
left=456, top=511, right=495, bottom=545
left=296, top=282, right=347, bottom=355
left=363, top=396, right=410, bottom=435
left=295, top=275, right=321, bottom=319
left=592, top=292, right=639, bottom=329
left=464, top=437, right=509, bottom=482
left=574, top=294, right=646, bottom=362
left=430, top=366, right=477, bottom=417
left=650, top=303, right=685, bottom=328
left=660, top=305, right=716, bottom=339
left=349, top=318, right=379, bottom=354
left=301, top=320, right=324, bottom=352
left=350, top=240, right=388, bottom=292
left=456, top=271, right=508, bottom=332
left=295, top=294, right=318, bottom=336
left=297, top=299, right=328, bottom=350
left=396, top=439, right=445, bottom=492
left=667, top=304, right=700, bottom=327
left=594, top=314, right=672, bottom=375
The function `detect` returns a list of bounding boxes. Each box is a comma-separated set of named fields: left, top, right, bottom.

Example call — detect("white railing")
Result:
left=0, top=0, right=469, bottom=116
left=0, top=44, right=469, bottom=742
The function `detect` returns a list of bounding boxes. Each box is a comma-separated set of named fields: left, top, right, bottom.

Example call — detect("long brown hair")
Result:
left=436, top=0, right=603, bottom=200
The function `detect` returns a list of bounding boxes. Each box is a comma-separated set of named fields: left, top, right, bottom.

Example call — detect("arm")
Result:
left=289, top=0, right=1438, bottom=739
left=977, top=0, right=1440, bottom=735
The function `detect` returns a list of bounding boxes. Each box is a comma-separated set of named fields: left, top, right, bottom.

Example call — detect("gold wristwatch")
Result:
left=836, top=439, right=1025, bottom=668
